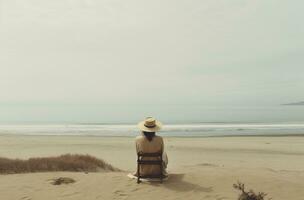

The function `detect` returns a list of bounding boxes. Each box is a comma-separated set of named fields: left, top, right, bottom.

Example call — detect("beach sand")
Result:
left=0, top=135, right=304, bottom=200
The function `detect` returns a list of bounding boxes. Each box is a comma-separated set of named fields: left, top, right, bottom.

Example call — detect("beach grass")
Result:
left=234, top=182, right=270, bottom=200
left=0, top=154, right=119, bottom=174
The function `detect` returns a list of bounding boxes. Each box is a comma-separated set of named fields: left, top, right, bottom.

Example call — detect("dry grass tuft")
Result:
left=233, top=182, right=271, bottom=200
left=0, top=154, right=120, bottom=174
left=51, top=177, right=76, bottom=185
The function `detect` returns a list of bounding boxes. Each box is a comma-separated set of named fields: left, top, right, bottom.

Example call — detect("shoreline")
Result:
left=1, top=133, right=304, bottom=138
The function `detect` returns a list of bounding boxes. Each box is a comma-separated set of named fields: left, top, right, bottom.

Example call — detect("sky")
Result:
left=0, top=0, right=303, bottom=122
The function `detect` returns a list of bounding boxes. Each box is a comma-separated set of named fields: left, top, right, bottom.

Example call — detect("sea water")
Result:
left=0, top=123, right=303, bottom=137
left=0, top=105, right=303, bottom=137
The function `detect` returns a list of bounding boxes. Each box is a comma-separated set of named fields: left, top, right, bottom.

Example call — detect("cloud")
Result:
left=0, top=0, right=303, bottom=107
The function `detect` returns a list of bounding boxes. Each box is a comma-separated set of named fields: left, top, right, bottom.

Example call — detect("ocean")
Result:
left=0, top=123, right=303, bottom=137
left=0, top=105, right=303, bottom=137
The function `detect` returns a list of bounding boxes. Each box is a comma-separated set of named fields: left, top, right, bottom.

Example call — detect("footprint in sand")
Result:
left=214, top=194, right=228, bottom=200
left=20, top=197, right=32, bottom=200
left=60, top=191, right=80, bottom=197
left=204, top=194, right=228, bottom=200
left=130, top=188, right=139, bottom=192
left=197, top=163, right=218, bottom=167
left=216, top=197, right=228, bottom=200
left=114, top=190, right=128, bottom=197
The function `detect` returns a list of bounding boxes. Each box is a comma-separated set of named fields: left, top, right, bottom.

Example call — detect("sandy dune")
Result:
left=0, top=135, right=304, bottom=199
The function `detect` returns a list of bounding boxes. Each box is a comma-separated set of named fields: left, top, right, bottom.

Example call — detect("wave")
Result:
left=0, top=123, right=303, bottom=137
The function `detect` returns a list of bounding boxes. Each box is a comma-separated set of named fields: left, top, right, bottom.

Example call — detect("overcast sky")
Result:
left=0, top=0, right=303, bottom=122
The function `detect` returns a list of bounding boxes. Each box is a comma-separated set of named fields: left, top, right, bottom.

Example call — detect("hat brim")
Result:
left=137, top=120, right=162, bottom=132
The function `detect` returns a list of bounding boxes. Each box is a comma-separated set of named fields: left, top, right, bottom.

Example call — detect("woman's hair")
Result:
left=143, top=131, right=155, bottom=142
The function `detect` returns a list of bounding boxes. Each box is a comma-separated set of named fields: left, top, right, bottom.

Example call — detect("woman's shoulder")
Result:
left=154, top=135, right=164, bottom=141
left=135, top=135, right=163, bottom=141
left=135, top=135, right=144, bottom=141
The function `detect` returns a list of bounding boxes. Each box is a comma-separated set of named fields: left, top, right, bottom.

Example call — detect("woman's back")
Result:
left=134, top=117, right=168, bottom=177
left=135, top=135, right=164, bottom=176
left=135, top=135, right=164, bottom=154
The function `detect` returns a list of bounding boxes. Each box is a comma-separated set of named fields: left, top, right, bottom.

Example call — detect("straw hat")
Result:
left=137, top=117, right=162, bottom=132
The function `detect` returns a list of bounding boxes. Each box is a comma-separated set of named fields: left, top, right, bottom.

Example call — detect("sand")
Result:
left=0, top=135, right=304, bottom=200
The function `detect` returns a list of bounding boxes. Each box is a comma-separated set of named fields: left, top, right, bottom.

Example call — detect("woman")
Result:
left=135, top=117, right=168, bottom=177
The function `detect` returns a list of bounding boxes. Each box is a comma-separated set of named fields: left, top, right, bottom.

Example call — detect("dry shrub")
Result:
left=233, top=182, right=271, bottom=200
left=0, top=154, right=120, bottom=174
left=51, top=177, right=76, bottom=185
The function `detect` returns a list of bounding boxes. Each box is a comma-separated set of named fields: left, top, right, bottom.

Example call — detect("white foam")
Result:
left=0, top=123, right=303, bottom=136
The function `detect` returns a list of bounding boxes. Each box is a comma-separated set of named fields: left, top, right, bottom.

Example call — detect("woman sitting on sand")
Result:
left=135, top=117, right=168, bottom=177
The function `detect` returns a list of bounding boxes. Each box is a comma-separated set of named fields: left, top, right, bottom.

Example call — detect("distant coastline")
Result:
left=282, top=101, right=304, bottom=106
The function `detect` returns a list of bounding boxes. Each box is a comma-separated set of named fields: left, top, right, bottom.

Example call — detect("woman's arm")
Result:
left=135, top=138, right=139, bottom=154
